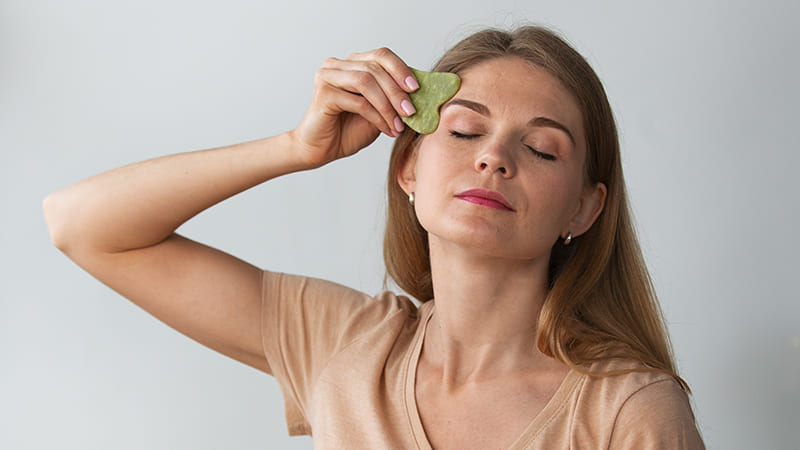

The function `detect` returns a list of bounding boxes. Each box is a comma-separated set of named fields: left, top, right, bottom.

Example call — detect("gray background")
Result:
left=2, top=0, right=798, bottom=448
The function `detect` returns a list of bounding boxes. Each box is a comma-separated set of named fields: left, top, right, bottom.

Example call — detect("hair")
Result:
left=383, top=26, right=689, bottom=391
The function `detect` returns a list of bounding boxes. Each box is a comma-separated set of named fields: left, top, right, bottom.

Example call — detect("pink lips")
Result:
left=455, top=189, right=515, bottom=211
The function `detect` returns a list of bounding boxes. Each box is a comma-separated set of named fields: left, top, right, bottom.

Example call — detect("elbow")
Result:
left=42, top=190, right=72, bottom=252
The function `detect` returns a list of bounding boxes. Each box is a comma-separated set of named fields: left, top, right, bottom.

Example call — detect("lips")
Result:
left=455, top=189, right=515, bottom=211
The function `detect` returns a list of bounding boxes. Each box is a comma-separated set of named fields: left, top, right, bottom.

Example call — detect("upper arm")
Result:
left=66, top=233, right=270, bottom=372
left=609, top=380, right=705, bottom=449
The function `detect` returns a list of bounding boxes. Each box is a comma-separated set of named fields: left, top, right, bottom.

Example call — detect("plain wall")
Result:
left=2, top=0, right=798, bottom=448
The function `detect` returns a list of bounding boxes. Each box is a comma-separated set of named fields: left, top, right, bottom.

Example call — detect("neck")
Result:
left=422, top=237, right=560, bottom=386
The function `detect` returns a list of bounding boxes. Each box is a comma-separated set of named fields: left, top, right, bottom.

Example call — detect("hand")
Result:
left=290, top=47, right=419, bottom=168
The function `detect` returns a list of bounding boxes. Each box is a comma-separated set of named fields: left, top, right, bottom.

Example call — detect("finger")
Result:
left=315, top=82, right=398, bottom=137
left=316, top=67, right=405, bottom=134
left=347, top=47, right=419, bottom=93
left=321, top=57, right=417, bottom=119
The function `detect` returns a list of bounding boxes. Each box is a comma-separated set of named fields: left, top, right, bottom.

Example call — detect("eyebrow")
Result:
left=529, top=117, right=575, bottom=145
left=442, top=98, right=576, bottom=145
left=443, top=98, right=490, bottom=116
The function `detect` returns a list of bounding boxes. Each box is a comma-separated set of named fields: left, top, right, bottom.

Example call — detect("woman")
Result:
left=43, top=26, right=704, bottom=448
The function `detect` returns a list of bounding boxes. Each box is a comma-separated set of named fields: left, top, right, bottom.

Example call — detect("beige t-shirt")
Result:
left=260, top=271, right=704, bottom=449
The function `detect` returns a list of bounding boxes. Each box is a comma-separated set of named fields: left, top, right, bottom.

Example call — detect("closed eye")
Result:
left=526, top=145, right=556, bottom=161
left=450, top=130, right=481, bottom=140
left=451, top=130, right=556, bottom=161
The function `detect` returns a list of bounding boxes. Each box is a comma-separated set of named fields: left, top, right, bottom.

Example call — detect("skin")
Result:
left=42, top=49, right=605, bottom=449
left=42, top=47, right=417, bottom=373
left=398, top=57, right=606, bottom=448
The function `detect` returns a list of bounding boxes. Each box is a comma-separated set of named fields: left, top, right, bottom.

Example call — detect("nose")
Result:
left=474, top=139, right=515, bottom=178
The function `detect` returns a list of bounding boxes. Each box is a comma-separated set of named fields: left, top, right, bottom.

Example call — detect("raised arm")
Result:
left=42, top=48, right=418, bottom=372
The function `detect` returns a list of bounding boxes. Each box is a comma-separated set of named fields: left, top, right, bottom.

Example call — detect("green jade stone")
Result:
left=401, top=67, right=461, bottom=134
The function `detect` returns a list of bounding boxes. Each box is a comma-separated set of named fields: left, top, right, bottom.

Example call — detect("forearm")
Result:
left=44, top=132, right=308, bottom=254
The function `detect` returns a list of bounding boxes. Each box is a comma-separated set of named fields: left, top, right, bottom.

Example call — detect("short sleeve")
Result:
left=608, top=379, right=705, bottom=449
left=259, top=271, right=414, bottom=436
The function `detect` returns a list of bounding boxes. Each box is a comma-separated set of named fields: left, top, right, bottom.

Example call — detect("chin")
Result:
left=417, top=205, right=553, bottom=260
left=426, top=226, right=545, bottom=262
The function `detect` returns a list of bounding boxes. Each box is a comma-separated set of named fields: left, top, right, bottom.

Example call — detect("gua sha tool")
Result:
left=401, top=67, right=461, bottom=134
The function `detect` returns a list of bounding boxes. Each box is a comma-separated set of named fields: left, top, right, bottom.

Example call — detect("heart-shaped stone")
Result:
left=401, top=67, right=461, bottom=134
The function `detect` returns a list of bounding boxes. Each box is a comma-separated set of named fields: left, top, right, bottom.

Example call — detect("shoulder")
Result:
left=261, top=271, right=424, bottom=358
left=570, top=359, right=704, bottom=449
left=262, top=271, right=419, bottom=326
left=260, top=272, right=425, bottom=436
left=580, top=359, right=687, bottom=405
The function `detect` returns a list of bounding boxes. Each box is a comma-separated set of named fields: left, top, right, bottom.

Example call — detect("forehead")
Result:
left=451, top=57, right=583, bottom=136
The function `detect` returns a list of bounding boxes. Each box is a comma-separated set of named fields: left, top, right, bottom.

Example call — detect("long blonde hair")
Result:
left=384, top=26, right=688, bottom=390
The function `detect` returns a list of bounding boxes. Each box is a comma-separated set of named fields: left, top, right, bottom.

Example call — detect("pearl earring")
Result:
left=409, top=192, right=415, bottom=206
left=564, top=232, right=573, bottom=245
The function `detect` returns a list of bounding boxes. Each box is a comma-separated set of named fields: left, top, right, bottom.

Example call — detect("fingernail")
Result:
left=401, top=99, right=416, bottom=116
left=394, top=116, right=405, bottom=133
left=405, top=76, right=419, bottom=91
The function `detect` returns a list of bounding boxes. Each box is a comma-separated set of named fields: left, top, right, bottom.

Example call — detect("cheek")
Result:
left=412, top=163, right=448, bottom=225
left=412, top=139, right=462, bottom=192
left=410, top=147, right=466, bottom=234
left=554, top=178, right=587, bottom=223
left=522, top=173, right=583, bottom=225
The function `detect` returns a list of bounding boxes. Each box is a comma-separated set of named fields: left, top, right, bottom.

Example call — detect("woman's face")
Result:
left=399, top=56, right=605, bottom=262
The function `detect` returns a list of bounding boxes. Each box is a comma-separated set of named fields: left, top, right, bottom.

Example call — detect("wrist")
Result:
left=255, top=131, right=322, bottom=174
left=284, top=128, right=334, bottom=171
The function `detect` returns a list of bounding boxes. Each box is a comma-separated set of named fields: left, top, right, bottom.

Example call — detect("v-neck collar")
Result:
left=401, top=301, right=584, bottom=449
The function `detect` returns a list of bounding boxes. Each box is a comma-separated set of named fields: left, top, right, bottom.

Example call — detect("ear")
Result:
left=396, top=145, right=419, bottom=195
left=564, top=182, right=607, bottom=238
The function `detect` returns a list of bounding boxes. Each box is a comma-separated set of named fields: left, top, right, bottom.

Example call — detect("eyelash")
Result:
left=450, top=131, right=479, bottom=140
left=449, top=131, right=556, bottom=161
